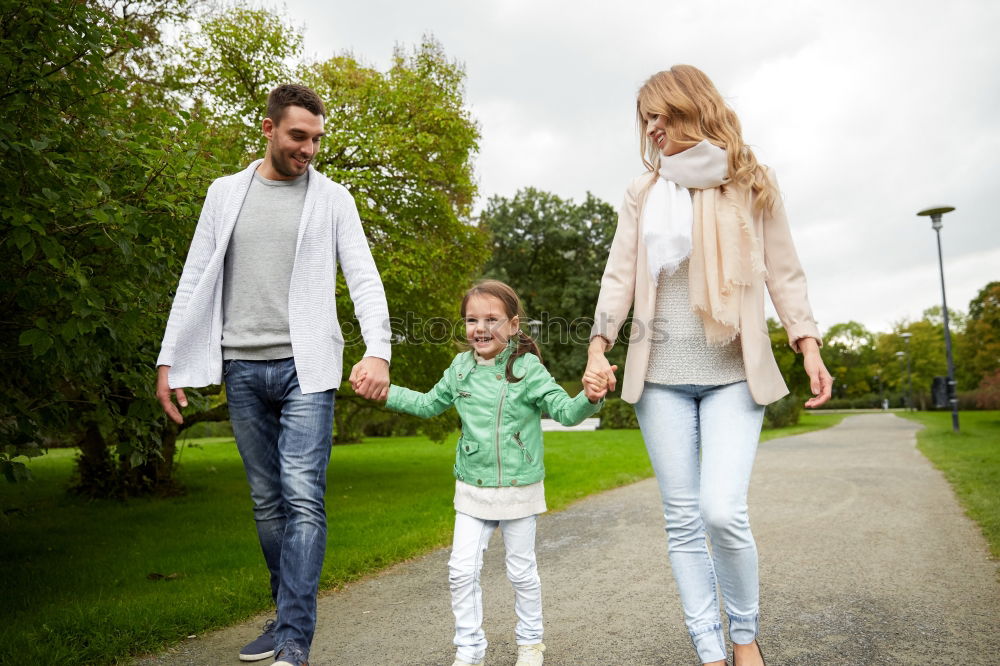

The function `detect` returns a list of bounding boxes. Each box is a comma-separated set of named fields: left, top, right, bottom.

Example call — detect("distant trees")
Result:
left=478, top=187, right=622, bottom=380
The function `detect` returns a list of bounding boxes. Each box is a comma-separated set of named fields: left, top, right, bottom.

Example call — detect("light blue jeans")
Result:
left=634, top=381, right=765, bottom=664
left=224, top=358, right=335, bottom=661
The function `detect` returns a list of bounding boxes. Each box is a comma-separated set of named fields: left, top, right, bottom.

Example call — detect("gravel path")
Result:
left=137, top=414, right=1000, bottom=665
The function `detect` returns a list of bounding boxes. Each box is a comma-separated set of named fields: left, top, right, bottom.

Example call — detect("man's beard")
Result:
left=270, top=151, right=308, bottom=178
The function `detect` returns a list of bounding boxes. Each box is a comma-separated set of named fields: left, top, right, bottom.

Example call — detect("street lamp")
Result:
left=916, top=205, right=959, bottom=432
left=900, top=332, right=912, bottom=411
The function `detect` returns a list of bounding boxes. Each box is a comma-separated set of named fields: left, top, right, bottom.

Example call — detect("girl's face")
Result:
left=464, top=294, right=519, bottom=360
left=645, top=112, right=687, bottom=156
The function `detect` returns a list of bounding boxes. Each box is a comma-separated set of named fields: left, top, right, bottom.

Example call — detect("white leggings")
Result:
left=448, top=512, right=543, bottom=663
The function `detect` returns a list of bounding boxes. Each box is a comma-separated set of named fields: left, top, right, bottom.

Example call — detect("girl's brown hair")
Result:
left=460, top=280, right=541, bottom=383
left=636, top=64, right=776, bottom=215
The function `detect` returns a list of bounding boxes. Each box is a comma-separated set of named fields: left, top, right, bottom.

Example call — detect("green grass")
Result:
left=900, top=410, right=1000, bottom=559
left=0, top=412, right=841, bottom=665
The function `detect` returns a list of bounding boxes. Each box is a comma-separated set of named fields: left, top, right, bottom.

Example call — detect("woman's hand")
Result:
left=798, top=337, right=833, bottom=408
left=586, top=336, right=619, bottom=395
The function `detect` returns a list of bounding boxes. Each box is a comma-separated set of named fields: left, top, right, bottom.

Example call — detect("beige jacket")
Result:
left=592, top=168, right=821, bottom=406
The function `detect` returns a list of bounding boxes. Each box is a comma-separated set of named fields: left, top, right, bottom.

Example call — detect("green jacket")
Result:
left=385, top=344, right=602, bottom=488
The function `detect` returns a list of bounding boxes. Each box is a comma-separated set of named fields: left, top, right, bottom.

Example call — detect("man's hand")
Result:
left=156, top=365, right=188, bottom=424
left=349, top=356, right=389, bottom=401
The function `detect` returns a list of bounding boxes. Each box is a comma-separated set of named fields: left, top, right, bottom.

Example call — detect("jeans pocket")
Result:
left=223, top=359, right=233, bottom=377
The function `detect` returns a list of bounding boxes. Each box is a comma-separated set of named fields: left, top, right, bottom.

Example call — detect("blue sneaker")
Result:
left=273, top=641, right=309, bottom=666
left=239, top=619, right=275, bottom=661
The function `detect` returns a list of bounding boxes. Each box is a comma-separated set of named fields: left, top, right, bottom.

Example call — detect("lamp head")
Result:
left=917, top=205, right=955, bottom=231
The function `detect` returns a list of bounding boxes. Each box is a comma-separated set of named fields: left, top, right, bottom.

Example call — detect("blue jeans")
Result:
left=634, top=381, right=765, bottom=664
left=224, top=358, right=335, bottom=659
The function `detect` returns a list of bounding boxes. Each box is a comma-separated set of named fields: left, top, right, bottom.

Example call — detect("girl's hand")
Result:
left=583, top=363, right=617, bottom=403
left=583, top=379, right=610, bottom=403
left=586, top=337, right=618, bottom=393
left=799, top=338, right=833, bottom=408
left=350, top=368, right=367, bottom=393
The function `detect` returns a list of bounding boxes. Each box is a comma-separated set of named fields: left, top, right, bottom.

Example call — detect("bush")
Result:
left=597, top=398, right=639, bottom=430
left=973, top=370, right=1000, bottom=409
left=763, top=394, right=802, bottom=429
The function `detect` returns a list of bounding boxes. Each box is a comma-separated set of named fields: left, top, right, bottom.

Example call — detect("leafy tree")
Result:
left=823, top=321, right=878, bottom=398
left=0, top=0, right=232, bottom=493
left=303, top=39, right=488, bottom=442
left=478, top=188, right=620, bottom=380
left=961, top=281, right=1000, bottom=387
left=876, top=310, right=953, bottom=409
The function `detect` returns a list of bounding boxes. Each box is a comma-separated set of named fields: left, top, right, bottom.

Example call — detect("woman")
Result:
left=584, top=65, right=832, bottom=666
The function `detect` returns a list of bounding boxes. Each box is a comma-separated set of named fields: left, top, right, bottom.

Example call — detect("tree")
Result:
left=0, top=0, right=233, bottom=493
left=877, top=310, right=953, bottom=409
left=822, top=321, right=878, bottom=399
left=961, top=281, right=1000, bottom=388
left=478, top=188, right=620, bottom=381
left=303, top=39, right=488, bottom=442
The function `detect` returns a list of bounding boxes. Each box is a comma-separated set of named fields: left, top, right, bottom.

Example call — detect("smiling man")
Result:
left=155, top=84, right=391, bottom=666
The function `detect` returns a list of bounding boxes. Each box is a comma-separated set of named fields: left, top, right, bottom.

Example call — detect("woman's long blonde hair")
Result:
left=636, top=65, right=776, bottom=215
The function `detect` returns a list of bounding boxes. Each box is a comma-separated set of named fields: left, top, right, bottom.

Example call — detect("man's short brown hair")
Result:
left=266, top=84, right=326, bottom=125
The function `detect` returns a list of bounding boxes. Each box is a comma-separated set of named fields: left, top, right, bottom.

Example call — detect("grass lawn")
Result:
left=0, top=411, right=841, bottom=665
left=900, top=410, right=1000, bottom=559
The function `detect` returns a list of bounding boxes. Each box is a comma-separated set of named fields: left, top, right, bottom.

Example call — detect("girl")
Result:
left=584, top=65, right=832, bottom=666
left=366, top=279, right=605, bottom=666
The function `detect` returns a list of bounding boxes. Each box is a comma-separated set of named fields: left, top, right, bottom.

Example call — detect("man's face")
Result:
left=262, top=105, right=325, bottom=179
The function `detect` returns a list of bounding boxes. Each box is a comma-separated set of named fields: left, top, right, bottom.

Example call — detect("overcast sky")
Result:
left=282, top=0, right=999, bottom=334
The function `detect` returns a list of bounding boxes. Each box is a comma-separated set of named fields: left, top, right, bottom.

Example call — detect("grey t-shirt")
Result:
left=222, top=170, right=307, bottom=360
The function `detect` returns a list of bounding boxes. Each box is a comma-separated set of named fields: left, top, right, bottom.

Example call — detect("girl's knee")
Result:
left=505, top=563, right=539, bottom=589
left=448, top=561, right=480, bottom=590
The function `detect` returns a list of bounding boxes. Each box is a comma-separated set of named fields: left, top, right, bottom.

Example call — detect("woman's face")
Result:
left=645, top=113, right=687, bottom=156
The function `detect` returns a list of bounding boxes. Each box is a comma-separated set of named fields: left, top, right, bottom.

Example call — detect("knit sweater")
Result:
left=646, top=260, right=747, bottom=386
left=157, top=159, right=391, bottom=394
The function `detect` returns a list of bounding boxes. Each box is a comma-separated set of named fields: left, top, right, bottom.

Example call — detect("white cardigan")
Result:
left=157, top=160, right=391, bottom=394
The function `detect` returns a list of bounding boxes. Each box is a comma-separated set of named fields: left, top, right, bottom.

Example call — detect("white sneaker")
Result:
left=515, top=642, right=545, bottom=666
left=451, top=659, right=483, bottom=666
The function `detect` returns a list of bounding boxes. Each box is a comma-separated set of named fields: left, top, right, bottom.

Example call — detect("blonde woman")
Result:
left=584, top=65, right=832, bottom=666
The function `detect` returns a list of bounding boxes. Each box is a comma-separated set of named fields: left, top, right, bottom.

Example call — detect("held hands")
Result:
left=156, top=365, right=187, bottom=424
left=798, top=337, right=833, bottom=408
left=583, top=364, right=618, bottom=402
left=349, top=356, right=390, bottom=401
left=584, top=336, right=619, bottom=403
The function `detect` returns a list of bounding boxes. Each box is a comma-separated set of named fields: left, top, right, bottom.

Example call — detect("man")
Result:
left=156, top=84, right=390, bottom=666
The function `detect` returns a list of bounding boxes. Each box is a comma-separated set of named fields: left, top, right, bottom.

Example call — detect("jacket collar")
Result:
left=457, top=339, right=518, bottom=376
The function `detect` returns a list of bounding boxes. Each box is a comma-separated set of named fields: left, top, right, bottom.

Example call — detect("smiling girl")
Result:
left=364, top=279, right=605, bottom=666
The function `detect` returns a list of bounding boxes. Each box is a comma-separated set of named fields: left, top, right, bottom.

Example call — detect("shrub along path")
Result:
left=140, top=414, right=1000, bottom=665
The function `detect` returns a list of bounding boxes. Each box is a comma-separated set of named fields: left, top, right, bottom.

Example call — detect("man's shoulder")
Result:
left=205, top=161, right=260, bottom=199
left=307, top=167, right=353, bottom=202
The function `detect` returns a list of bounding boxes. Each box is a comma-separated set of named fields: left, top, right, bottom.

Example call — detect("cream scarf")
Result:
left=641, top=140, right=766, bottom=345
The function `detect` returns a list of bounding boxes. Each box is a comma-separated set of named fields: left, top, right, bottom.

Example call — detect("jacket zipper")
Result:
left=513, top=431, right=533, bottom=463
left=458, top=390, right=471, bottom=398
left=494, top=381, right=508, bottom=486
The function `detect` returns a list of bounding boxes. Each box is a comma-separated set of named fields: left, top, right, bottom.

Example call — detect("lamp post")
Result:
left=900, top=332, right=912, bottom=411
left=916, top=206, right=959, bottom=432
